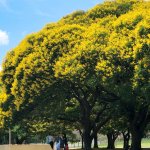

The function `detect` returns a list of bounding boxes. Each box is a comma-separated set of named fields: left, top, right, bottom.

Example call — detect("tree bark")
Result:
left=130, top=128, right=143, bottom=150
left=129, top=105, right=149, bottom=150
left=93, top=133, right=98, bottom=148
left=107, top=133, right=115, bottom=149
left=81, top=135, right=84, bottom=149
left=83, top=129, right=92, bottom=150
left=78, top=129, right=84, bottom=149
left=71, top=83, right=111, bottom=150
left=122, top=130, right=130, bottom=150
left=107, top=131, right=118, bottom=150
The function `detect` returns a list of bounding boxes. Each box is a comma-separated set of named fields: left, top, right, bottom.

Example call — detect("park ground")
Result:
left=69, top=138, right=150, bottom=149
left=70, top=148, right=150, bottom=150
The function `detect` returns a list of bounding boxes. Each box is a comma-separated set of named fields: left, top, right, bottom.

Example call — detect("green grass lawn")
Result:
left=116, top=138, right=150, bottom=148
left=69, top=138, right=150, bottom=149
left=99, top=138, right=150, bottom=148
left=141, top=139, right=150, bottom=148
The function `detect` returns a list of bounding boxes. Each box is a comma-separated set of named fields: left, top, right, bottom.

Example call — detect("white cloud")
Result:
left=0, top=30, right=9, bottom=45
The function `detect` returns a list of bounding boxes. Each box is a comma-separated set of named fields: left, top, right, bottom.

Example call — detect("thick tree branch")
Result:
left=94, top=104, right=108, bottom=123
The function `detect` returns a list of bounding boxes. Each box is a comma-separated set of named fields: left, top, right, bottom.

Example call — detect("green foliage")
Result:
left=0, top=0, right=150, bottom=147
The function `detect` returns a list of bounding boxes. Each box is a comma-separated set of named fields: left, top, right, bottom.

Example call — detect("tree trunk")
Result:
left=81, top=135, right=84, bottom=149
left=107, top=133, right=115, bottom=150
left=107, top=131, right=119, bottom=150
left=130, top=129, right=143, bottom=150
left=122, top=130, right=130, bottom=150
left=78, top=129, right=84, bottom=149
left=93, top=133, right=98, bottom=148
left=83, top=130, right=92, bottom=150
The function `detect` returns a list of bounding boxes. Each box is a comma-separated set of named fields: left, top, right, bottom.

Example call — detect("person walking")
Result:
left=63, top=134, right=68, bottom=150
left=54, top=134, right=65, bottom=150
left=59, top=135, right=65, bottom=150
left=46, top=133, right=54, bottom=149
left=55, top=136, right=60, bottom=150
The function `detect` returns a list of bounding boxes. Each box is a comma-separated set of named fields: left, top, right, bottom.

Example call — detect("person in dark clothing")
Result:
left=59, top=135, right=64, bottom=150
left=63, top=134, right=68, bottom=150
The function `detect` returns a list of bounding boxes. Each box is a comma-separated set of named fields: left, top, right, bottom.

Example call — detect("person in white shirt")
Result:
left=46, top=134, right=54, bottom=149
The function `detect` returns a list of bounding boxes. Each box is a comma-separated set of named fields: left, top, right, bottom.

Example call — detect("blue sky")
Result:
left=0, top=0, right=104, bottom=70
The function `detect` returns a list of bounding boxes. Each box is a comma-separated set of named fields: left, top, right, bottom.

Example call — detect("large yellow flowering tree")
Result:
left=1, top=0, right=150, bottom=150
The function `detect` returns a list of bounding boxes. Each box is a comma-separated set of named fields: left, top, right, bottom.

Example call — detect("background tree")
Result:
left=96, top=3, right=150, bottom=149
